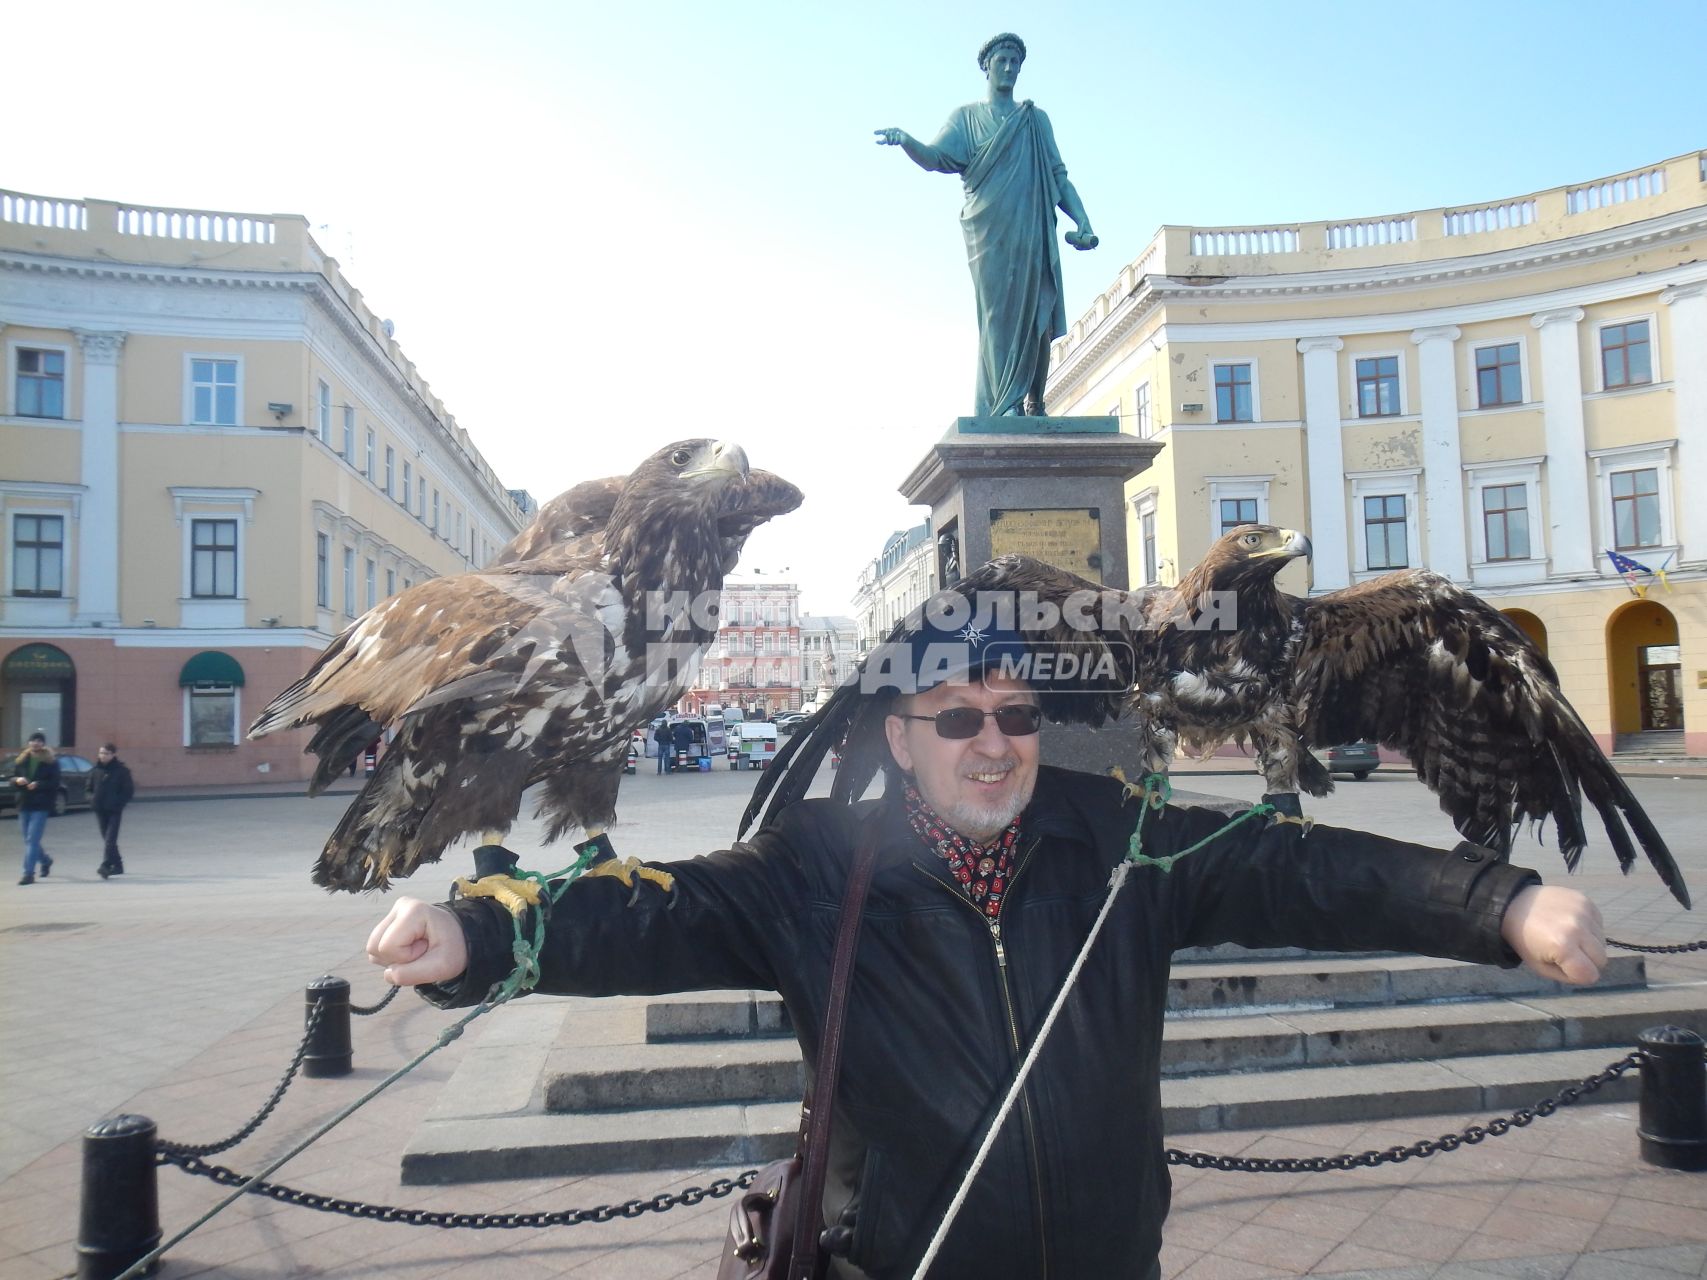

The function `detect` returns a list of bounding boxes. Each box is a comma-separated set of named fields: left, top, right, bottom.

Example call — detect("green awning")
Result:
left=2, top=643, right=74, bottom=680
left=179, top=650, right=246, bottom=687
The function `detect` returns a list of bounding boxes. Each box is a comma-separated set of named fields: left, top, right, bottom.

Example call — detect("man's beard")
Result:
left=935, top=762, right=1035, bottom=842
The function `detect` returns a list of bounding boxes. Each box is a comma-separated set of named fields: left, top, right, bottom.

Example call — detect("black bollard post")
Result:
left=303, top=975, right=353, bottom=1078
left=76, top=1114, right=161, bottom=1279
left=1637, top=1024, right=1707, bottom=1171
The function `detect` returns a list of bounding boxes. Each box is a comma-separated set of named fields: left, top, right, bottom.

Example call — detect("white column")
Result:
left=72, top=330, right=126, bottom=626
left=1661, top=282, right=1707, bottom=565
left=1530, top=307, right=1593, bottom=576
left=1409, top=325, right=1467, bottom=581
left=1297, top=336, right=1348, bottom=591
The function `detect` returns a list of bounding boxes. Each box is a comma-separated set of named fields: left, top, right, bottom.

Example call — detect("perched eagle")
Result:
left=250, top=439, right=802, bottom=891
left=747, top=527, right=1689, bottom=908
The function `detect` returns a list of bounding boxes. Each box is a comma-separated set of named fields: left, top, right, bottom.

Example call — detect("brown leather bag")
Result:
left=717, top=826, right=881, bottom=1280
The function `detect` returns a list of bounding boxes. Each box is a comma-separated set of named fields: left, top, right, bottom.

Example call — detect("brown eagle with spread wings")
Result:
left=251, top=439, right=801, bottom=891
left=747, top=526, right=1689, bottom=907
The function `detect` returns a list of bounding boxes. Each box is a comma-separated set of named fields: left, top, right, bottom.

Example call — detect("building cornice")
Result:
left=1047, top=205, right=1707, bottom=404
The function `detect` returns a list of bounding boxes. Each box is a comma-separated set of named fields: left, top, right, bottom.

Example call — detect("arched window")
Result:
left=179, top=650, right=245, bottom=746
left=1, top=643, right=76, bottom=746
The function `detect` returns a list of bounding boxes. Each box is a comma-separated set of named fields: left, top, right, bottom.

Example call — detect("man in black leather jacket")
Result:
left=369, top=641, right=1604, bottom=1279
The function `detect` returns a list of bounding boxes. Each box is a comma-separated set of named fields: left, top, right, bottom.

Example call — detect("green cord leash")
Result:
left=112, top=848, right=603, bottom=1280
left=1124, top=772, right=1277, bottom=873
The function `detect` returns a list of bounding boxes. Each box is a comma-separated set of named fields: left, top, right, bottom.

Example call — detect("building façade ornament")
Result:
left=73, top=329, right=127, bottom=363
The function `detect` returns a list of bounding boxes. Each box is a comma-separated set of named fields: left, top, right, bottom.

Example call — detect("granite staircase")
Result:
left=402, top=946, right=1703, bottom=1182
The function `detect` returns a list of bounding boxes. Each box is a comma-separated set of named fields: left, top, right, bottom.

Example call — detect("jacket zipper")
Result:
left=913, top=836, right=1050, bottom=1277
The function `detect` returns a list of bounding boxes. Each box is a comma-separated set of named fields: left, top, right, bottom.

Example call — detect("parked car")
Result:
left=1323, top=741, right=1381, bottom=781
left=1, top=751, right=94, bottom=815
left=731, top=722, right=778, bottom=770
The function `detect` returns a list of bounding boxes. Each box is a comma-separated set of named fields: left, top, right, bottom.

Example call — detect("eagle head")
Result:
left=1204, top=524, right=1312, bottom=585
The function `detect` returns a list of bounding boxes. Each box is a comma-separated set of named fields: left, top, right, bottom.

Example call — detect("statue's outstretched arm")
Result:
left=873, top=128, right=956, bottom=174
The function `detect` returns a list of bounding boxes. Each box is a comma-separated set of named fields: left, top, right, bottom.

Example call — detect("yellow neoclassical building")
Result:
left=0, top=191, right=528, bottom=784
left=1047, top=152, right=1707, bottom=757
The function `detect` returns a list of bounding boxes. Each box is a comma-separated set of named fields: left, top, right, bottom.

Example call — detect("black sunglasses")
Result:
left=901, top=704, right=1043, bottom=740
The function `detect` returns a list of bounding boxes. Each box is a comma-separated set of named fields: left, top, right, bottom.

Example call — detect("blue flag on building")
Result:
left=1604, top=548, right=1671, bottom=596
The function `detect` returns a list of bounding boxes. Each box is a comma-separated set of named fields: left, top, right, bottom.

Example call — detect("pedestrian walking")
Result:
left=12, top=731, right=59, bottom=886
left=90, top=743, right=134, bottom=879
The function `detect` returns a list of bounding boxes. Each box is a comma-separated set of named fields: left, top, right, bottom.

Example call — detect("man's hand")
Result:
left=367, top=897, right=468, bottom=987
left=1064, top=229, right=1099, bottom=250
left=1500, top=885, right=1605, bottom=985
left=873, top=128, right=909, bottom=146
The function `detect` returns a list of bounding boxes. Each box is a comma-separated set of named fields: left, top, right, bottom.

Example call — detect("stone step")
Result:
left=641, top=955, right=1648, bottom=1040
left=550, top=981, right=1698, bottom=1111
left=1160, top=983, right=1705, bottom=1076
left=402, top=1044, right=1650, bottom=1183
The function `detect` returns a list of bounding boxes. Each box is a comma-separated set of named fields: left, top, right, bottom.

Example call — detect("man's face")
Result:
left=97, top=747, right=114, bottom=763
left=885, top=673, right=1040, bottom=842
left=985, top=45, right=1023, bottom=93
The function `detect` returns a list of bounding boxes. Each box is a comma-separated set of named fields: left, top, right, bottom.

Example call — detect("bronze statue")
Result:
left=876, top=33, right=1098, bottom=418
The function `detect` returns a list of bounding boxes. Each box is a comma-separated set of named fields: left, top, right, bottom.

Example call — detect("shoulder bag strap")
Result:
left=788, top=821, right=882, bottom=1280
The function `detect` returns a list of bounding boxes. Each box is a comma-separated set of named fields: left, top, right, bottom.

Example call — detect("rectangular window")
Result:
left=1213, top=363, right=1253, bottom=422
left=343, top=547, right=356, bottom=615
left=16, top=348, right=66, bottom=418
left=1482, top=484, right=1530, bottom=561
left=1601, top=321, right=1652, bottom=389
left=317, top=380, right=332, bottom=442
left=1141, top=511, right=1157, bottom=585
left=12, top=514, right=64, bottom=597
left=432, top=489, right=440, bottom=532
left=1475, top=343, right=1523, bottom=407
left=1355, top=356, right=1401, bottom=417
left=1134, top=382, right=1152, bottom=438
left=364, top=558, right=376, bottom=611
left=342, top=406, right=355, bottom=461
left=191, top=359, right=238, bottom=426
left=1219, top=497, right=1259, bottom=536
left=401, top=460, right=412, bottom=507
left=315, top=533, right=329, bottom=608
left=364, top=428, right=375, bottom=477
left=1363, top=495, right=1409, bottom=569
left=455, top=509, right=464, bottom=551
left=188, top=685, right=237, bottom=746
left=385, top=568, right=396, bottom=598
left=384, top=446, right=395, bottom=497
left=417, top=477, right=426, bottom=519
left=402, top=577, right=412, bottom=592
left=190, top=518, right=238, bottom=598
left=1611, top=468, right=1662, bottom=549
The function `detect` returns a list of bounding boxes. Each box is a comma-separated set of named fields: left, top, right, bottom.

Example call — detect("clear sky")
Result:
left=8, top=0, right=1703, bottom=614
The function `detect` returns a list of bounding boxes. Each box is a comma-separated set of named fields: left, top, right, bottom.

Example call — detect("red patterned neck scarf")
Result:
left=903, top=783, right=1021, bottom=920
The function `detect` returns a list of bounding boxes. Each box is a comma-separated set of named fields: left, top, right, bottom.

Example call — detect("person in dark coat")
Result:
left=671, top=719, right=695, bottom=768
left=365, top=613, right=1605, bottom=1278
left=12, top=730, right=60, bottom=885
left=653, top=719, right=671, bottom=773
left=91, top=743, right=135, bottom=879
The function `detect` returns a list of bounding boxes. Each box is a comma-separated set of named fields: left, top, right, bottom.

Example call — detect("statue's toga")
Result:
left=877, top=33, right=1098, bottom=418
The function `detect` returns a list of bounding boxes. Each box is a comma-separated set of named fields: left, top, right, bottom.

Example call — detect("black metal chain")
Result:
left=156, top=1149, right=758, bottom=1227
left=1608, top=937, right=1707, bottom=954
left=350, top=985, right=401, bottom=1016
left=157, top=997, right=328, bottom=1159
left=1164, top=1049, right=1643, bottom=1173
left=155, top=1049, right=1659, bottom=1226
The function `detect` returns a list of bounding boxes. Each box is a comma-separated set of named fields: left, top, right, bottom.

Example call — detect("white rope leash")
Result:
left=908, top=859, right=1134, bottom=1279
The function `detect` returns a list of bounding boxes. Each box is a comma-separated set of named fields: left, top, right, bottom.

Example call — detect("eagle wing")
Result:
left=1294, top=570, right=1688, bottom=906
left=493, top=477, right=624, bottom=565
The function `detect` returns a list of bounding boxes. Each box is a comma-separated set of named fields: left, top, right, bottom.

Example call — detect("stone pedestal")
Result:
left=899, top=416, right=1161, bottom=774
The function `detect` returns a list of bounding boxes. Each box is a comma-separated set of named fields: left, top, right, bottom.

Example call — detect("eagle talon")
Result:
left=583, top=854, right=676, bottom=895
left=454, top=872, right=544, bottom=918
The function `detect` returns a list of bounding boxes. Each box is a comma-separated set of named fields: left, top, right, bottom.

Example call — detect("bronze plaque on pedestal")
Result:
left=988, top=508, right=1102, bottom=582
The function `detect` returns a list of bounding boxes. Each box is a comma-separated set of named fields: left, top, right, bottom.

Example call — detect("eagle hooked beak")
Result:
left=1251, top=528, right=1313, bottom=561
left=685, top=440, right=750, bottom=484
